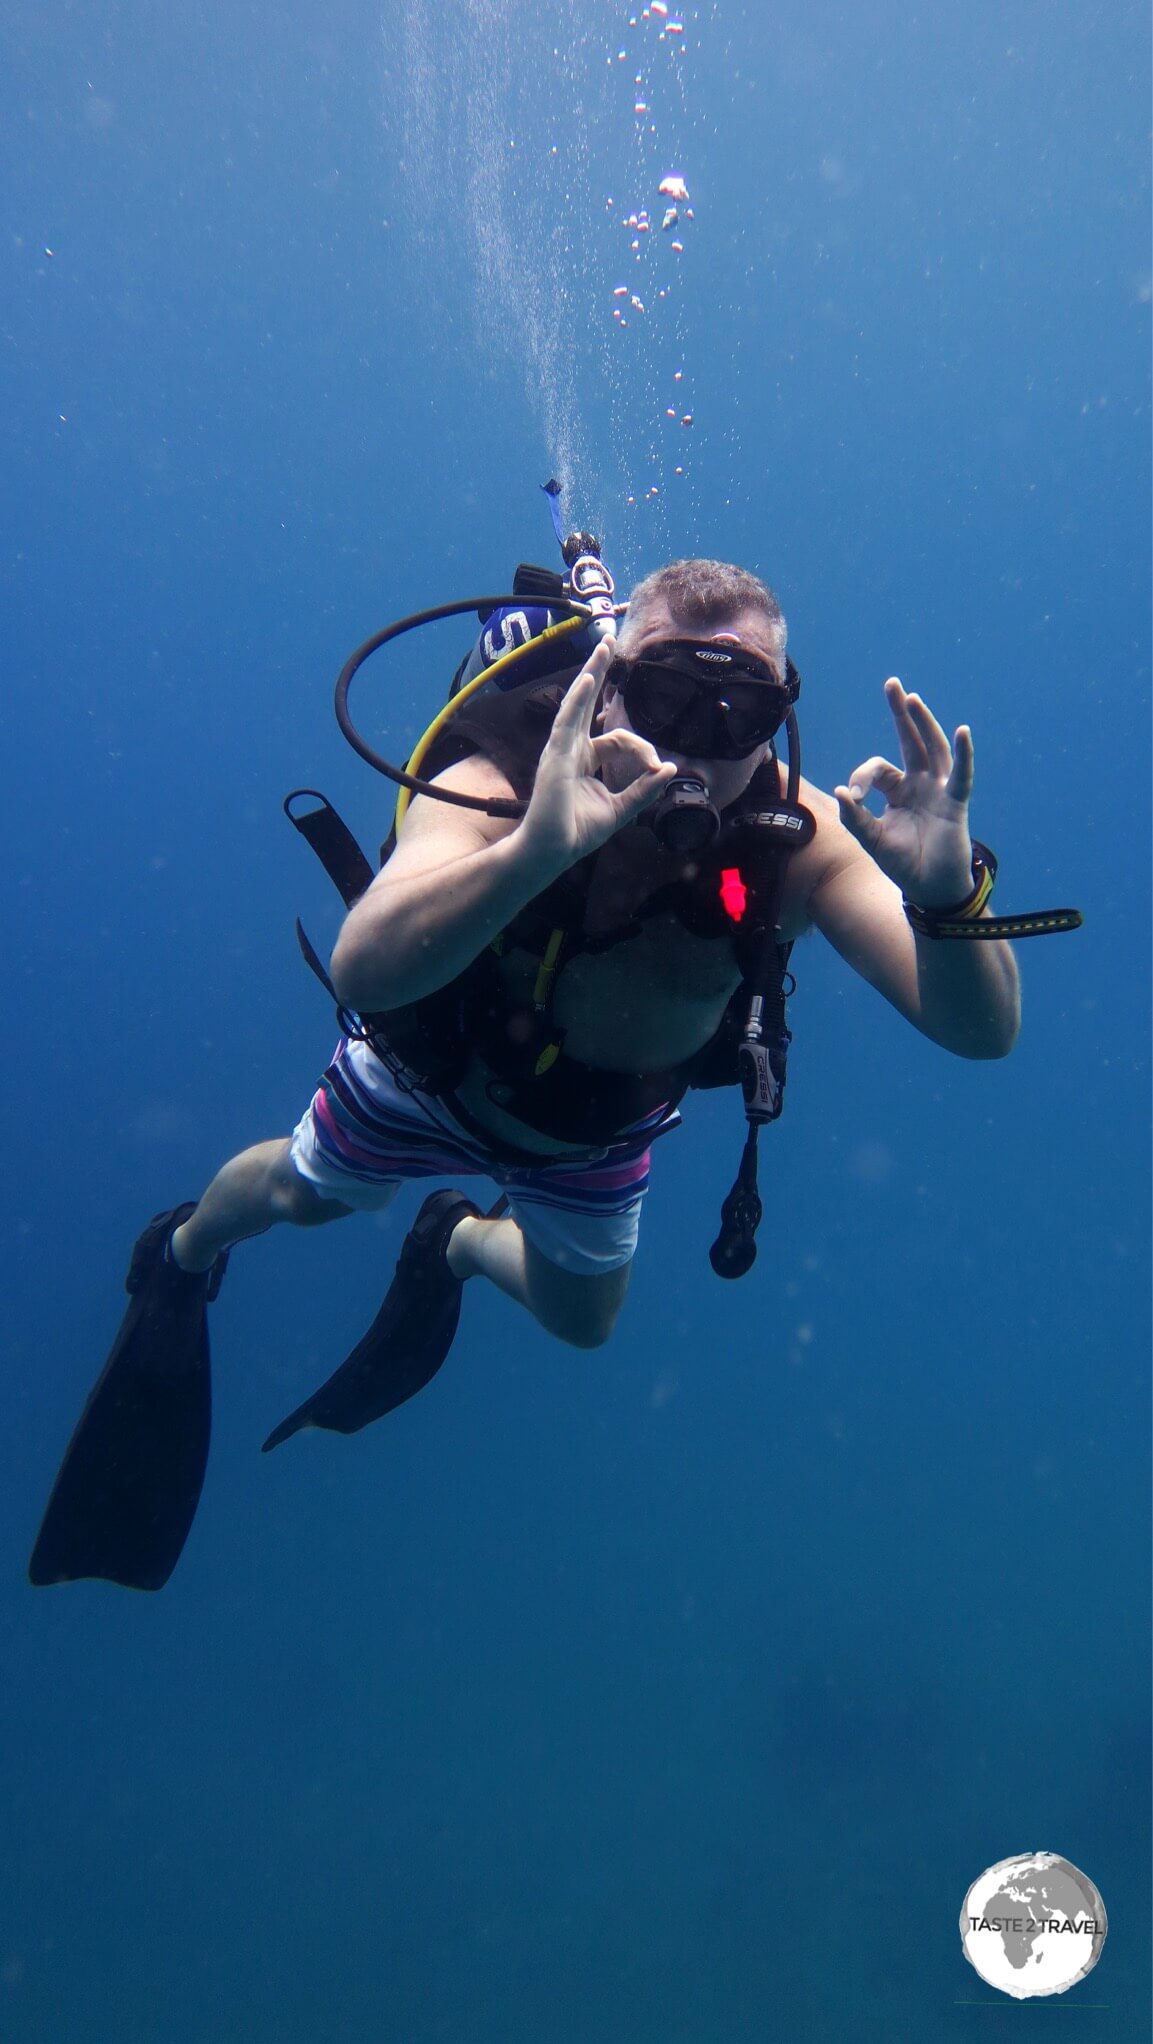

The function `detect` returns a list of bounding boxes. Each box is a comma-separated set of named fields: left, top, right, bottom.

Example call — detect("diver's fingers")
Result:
left=591, top=728, right=667, bottom=785
left=844, top=755, right=903, bottom=803
left=550, top=640, right=614, bottom=750
left=901, top=689, right=955, bottom=777
left=945, top=725, right=975, bottom=805
left=883, top=678, right=931, bottom=775
left=609, top=760, right=678, bottom=826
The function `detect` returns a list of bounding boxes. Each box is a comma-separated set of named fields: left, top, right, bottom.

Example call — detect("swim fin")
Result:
left=262, top=1189, right=480, bottom=1451
left=29, top=1204, right=229, bottom=1592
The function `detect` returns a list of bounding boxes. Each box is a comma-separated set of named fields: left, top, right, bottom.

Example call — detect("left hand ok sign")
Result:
left=835, top=678, right=976, bottom=908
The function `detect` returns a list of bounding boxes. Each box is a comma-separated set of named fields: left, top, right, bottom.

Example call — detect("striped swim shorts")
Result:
left=290, top=1035, right=681, bottom=1276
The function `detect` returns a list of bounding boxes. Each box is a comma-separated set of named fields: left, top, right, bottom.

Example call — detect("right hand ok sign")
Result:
left=518, top=638, right=677, bottom=876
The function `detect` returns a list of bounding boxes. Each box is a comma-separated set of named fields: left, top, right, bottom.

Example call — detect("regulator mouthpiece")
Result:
left=646, top=774, right=721, bottom=853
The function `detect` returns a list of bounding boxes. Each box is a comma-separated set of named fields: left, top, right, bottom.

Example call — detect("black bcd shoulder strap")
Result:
left=283, top=788, right=376, bottom=1002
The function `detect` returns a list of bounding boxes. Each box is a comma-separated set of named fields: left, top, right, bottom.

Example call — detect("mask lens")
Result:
left=718, top=679, right=785, bottom=750
left=616, top=651, right=785, bottom=757
left=622, top=663, right=698, bottom=739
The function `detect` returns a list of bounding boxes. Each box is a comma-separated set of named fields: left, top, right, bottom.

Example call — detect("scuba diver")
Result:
left=29, top=532, right=1081, bottom=1592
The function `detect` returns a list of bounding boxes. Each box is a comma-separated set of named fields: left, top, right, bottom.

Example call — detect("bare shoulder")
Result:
left=370, top=754, right=519, bottom=887
left=781, top=773, right=874, bottom=931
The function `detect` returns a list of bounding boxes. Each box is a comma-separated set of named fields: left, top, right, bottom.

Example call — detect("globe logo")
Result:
left=960, top=1852, right=1107, bottom=2000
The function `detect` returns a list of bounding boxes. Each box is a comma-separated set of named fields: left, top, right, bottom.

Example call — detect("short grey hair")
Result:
left=619, top=558, right=787, bottom=677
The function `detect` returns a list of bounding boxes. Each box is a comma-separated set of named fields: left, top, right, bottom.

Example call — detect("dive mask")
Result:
left=608, top=638, right=793, bottom=761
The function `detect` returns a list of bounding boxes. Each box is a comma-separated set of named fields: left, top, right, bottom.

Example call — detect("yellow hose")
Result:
left=392, top=612, right=590, bottom=834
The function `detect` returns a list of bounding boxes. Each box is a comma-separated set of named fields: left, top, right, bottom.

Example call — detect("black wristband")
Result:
left=903, top=841, right=998, bottom=938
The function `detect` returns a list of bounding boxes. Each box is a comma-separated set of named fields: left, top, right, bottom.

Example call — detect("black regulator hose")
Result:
left=333, top=594, right=598, bottom=818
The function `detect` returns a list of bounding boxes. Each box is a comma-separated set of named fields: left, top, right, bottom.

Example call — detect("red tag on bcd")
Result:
left=720, top=867, right=747, bottom=921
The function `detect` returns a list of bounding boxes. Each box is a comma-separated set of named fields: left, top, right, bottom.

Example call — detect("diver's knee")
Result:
left=528, top=1258, right=631, bottom=1349
left=558, top=1310, right=619, bottom=1351
left=268, top=1152, right=352, bottom=1225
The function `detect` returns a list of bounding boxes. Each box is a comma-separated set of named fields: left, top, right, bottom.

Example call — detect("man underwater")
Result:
left=31, top=557, right=1027, bottom=1590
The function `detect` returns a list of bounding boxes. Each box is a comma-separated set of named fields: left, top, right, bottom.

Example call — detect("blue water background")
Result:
left=2, top=2, right=1149, bottom=2036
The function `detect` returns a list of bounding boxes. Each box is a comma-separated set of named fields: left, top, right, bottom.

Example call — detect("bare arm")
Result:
left=804, top=792, right=1020, bottom=1057
left=330, top=760, right=539, bottom=1012
left=802, top=677, right=1020, bottom=1059
left=331, top=641, right=675, bottom=1013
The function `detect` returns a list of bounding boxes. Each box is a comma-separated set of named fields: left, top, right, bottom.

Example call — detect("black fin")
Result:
left=29, top=1206, right=227, bottom=1592
left=263, top=1190, right=478, bottom=1451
